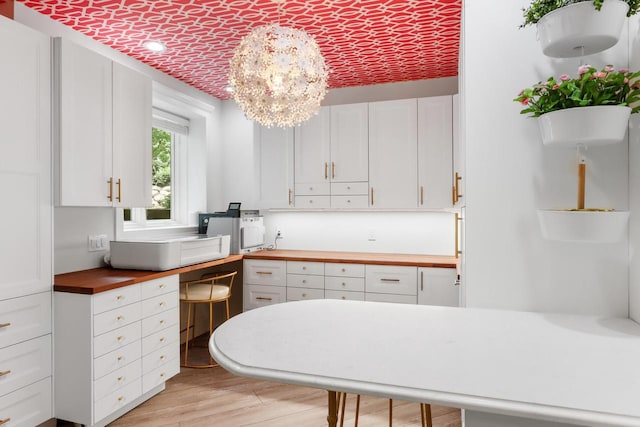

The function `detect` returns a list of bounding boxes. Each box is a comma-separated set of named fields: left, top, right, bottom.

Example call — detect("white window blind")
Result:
left=152, top=107, right=189, bottom=135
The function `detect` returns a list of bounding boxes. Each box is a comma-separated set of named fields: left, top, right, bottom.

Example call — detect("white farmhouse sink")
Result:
left=109, top=234, right=230, bottom=271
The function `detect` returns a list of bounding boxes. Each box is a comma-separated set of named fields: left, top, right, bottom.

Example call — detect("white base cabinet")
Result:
left=54, top=276, right=179, bottom=426
left=244, top=259, right=457, bottom=310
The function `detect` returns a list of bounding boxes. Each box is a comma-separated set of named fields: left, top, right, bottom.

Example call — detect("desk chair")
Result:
left=336, top=392, right=432, bottom=427
left=180, top=271, right=237, bottom=368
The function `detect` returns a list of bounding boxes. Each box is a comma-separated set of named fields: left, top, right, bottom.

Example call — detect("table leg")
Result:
left=327, top=390, right=338, bottom=427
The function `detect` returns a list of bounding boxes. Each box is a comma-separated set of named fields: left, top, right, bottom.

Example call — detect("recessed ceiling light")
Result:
left=144, top=41, right=167, bottom=53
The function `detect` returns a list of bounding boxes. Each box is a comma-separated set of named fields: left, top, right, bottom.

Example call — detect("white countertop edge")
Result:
left=210, top=336, right=640, bottom=427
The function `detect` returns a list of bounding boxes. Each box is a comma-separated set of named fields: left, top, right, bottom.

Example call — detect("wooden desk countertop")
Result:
left=53, top=254, right=244, bottom=295
left=54, top=250, right=458, bottom=295
left=244, top=249, right=459, bottom=268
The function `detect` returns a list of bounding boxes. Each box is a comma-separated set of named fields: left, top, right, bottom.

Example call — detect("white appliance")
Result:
left=109, top=234, right=231, bottom=271
left=206, top=212, right=265, bottom=254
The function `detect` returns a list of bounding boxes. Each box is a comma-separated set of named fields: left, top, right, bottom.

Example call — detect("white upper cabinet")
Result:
left=54, top=38, right=152, bottom=207
left=452, top=94, right=464, bottom=207
left=0, top=16, right=52, bottom=300
left=330, top=103, right=369, bottom=183
left=112, top=61, right=152, bottom=208
left=368, top=99, right=418, bottom=209
left=418, top=96, right=453, bottom=209
left=294, top=106, right=331, bottom=193
left=256, top=124, right=294, bottom=209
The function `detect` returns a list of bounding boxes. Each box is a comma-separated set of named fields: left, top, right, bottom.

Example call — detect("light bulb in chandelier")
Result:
left=228, top=23, right=329, bottom=128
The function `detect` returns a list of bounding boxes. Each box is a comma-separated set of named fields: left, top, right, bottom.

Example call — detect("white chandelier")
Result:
left=228, top=23, right=329, bottom=128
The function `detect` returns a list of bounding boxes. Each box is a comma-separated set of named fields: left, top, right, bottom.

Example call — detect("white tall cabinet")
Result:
left=54, top=37, right=152, bottom=208
left=256, top=125, right=294, bottom=209
left=368, top=99, right=418, bottom=208
left=0, top=15, right=53, bottom=426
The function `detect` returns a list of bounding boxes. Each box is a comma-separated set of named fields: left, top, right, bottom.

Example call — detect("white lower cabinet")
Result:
left=244, top=259, right=457, bottom=310
left=418, top=267, right=459, bottom=307
left=54, top=275, right=179, bottom=426
left=0, top=377, right=52, bottom=427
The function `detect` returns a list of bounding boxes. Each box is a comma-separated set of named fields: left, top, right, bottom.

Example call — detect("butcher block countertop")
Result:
left=244, top=249, right=459, bottom=268
left=54, top=254, right=244, bottom=295
left=54, top=250, right=458, bottom=295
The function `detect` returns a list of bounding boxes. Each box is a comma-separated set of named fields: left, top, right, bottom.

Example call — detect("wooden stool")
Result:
left=180, top=271, right=237, bottom=368
left=336, top=393, right=432, bottom=427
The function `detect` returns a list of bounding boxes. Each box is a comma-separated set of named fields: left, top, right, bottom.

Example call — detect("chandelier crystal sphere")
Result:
left=229, top=23, right=329, bottom=128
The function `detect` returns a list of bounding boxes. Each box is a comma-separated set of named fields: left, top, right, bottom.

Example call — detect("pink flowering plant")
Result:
left=514, top=65, right=640, bottom=117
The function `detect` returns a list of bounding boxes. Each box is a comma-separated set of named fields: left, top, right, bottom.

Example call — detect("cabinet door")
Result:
left=368, top=99, right=418, bottom=208
left=256, top=124, right=294, bottom=208
left=330, top=103, right=368, bottom=182
left=417, top=267, right=458, bottom=307
left=0, top=16, right=52, bottom=300
left=54, top=37, right=113, bottom=207
left=418, top=96, right=453, bottom=208
left=294, top=106, right=330, bottom=188
left=112, top=62, right=152, bottom=208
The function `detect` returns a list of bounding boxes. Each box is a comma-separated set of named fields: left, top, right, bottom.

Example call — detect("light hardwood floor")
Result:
left=103, top=352, right=462, bottom=427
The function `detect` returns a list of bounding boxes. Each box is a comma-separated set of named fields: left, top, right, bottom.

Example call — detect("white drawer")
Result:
left=324, top=276, right=365, bottom=292
left=244, top=260, right=286, bottom=286
left=325, top=263, right=365, bottom=278
left=93, top=301, right=141, bottom=336
left=294, top=196, right=330, bottom=208
left=330, top=195, right=369, bottom=208
left=140, top=275, right=179, bottom=300
left=0, top=335, right=51, bottom=398
left=325, top=290, right=365, bottom=301
left=365, top=293, right=417, bottom=305
left=94, top=359, right=141, bottom=401
left=286, top=274, right=324, bottom=289
left=243, top=285, right=286, bottom=311
left=142, top=339, right=179, bottom=375
left=330, top=182, right=369, bottom=195
left=0, top=292, right=51, bottom=350
left=0, top=377, right=51, bottom=427
left=142, top=357, right=179, bottom=394
left=141, top=292, right=178, bottom=319
left=94, top=378, right=141, bottom=424
left=93, top=285, right=141, bottom=315
left=94, top=341, right=141, bottom=380
left=287, top=261, right=324, bottom=275
left=142, top=323, right=179, bottom=356
left=294, top=182, right=330, bottom=195
left=365, top=265, right=417, bottom=296
left=94, top=322, right=141, bottom=358
left=286, top=287, right=324, bottom=301
left=142, top=307, right=178, bottom=338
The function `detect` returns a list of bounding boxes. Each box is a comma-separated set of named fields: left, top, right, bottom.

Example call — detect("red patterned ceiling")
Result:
left=18, top=0, right=461, bottom=100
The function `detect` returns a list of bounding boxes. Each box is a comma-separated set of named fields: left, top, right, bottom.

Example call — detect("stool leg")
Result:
left=183, top=302, right=193, bottom=367
left=209, top=302, right=214, bottom=365
left=388, top=399, right=392, bottom=427
left=424, top=403, right=432, bottom=427
left=354, top=395, right=360, bottom=427
left=225, top=299, right=230, bottom=321
left=339, top=392, right=346, bottom=427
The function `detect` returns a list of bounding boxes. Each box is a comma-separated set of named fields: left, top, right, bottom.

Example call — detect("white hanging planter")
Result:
left=537, top=106, right=630, bottom=147
left=537, top=0, right=629, bottom=58
left=537, top=209, right=629, bottom=243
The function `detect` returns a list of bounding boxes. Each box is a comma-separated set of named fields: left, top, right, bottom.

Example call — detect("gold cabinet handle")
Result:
left=453, top=172, right=463, bottom=204
left=0, top=323, right=10, bottom=329
left=159, top=301, right=165, bottom=307
left=159, top=283, right=165, bottom=289
left=117, top=396, right=124, bottom=402
left=256, top=297, right=273, bottom=301
left=117, top=356, right=124, bottom=361
left=160, top=355, right=166, bottom=360
left=116, top=178, right=122, bottom=203
left=160, top=372, right=165, bottom=378
left=380, top=278, right=400, bottom=282
left=331, top=162, right=335, bottom=179
left=117, top=375, right=124, bottom=382
left=420, top=271, right=424, bottom=291
left=116, top=336, right=124, bottom=342
left=159, top=319, right=165, bottom=325
left=116, top=295, right=124, bottom=300
left=455, top=212, right=461, bottom=258
left=116, top=315, right=124, bottom=321
left=420, top=186, right=424, bottom=205
left=0, top=418, right=11, bottom=425
left=256, top=271, right=272, bottom=275
left=370, top=187, right=374, bottom=206
left=0, top=370, right=12, bottom=377
left=302, top=293, right=307, bottom=298
left=288, top=188, right=292, bottom=205
left=160, top=337, right=165, bottom=342
left=324, top=162, right=328, bottom=179
left=108, top=177, right=114, bottom=201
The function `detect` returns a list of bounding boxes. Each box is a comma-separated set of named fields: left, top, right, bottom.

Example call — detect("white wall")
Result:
left=629, top=16, right=640, bottom=322
left=462, top=1, right=630, bottom=317
left=262, top=211, right=456, bottom=255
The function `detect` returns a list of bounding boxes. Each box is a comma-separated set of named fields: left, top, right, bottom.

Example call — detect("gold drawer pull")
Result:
left=302, top=293, right=307, bottom=298
left=0, top=418, right=11, bottom=425
left=380, top=278, right=400, bottom=282
left=160, top=337, right=165, bottom=342
left=341, top=296, right=346, bottom=300
left=0, top=323, right=10, bottom=329
left=117, top=376, right=124, bottom=382
left=116, top=315, right=124, bottom=321
left=160, top=355, right=166, bottom=360
left=341, top=283, right=346, bottom=287
left=117, top=396, right=124, bottom=402
left=341, top=268, right=346, bottom=272
left=0, top=370, right=11, bottom=377
left=160, top=372, right=165, bottom=378
left=160, top=319, right=165, bottom=325
left=159, top=284, right=165, bottom=289
left=256, top=271, right=272, bottom=275
left=117, top=356, right=124, bottom=361
left=116, top=336, right=124, bottom=342
left=159, top=301, right=165, bottom=307
left=256, top=297, right=273, bottom=301
left=116, top=295, right=124, bottom=301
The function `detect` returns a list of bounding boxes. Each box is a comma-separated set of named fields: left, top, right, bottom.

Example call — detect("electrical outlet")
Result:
left=276, top=228, right=283, bottom=240
left=88, top=234, right=109, bottom=252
